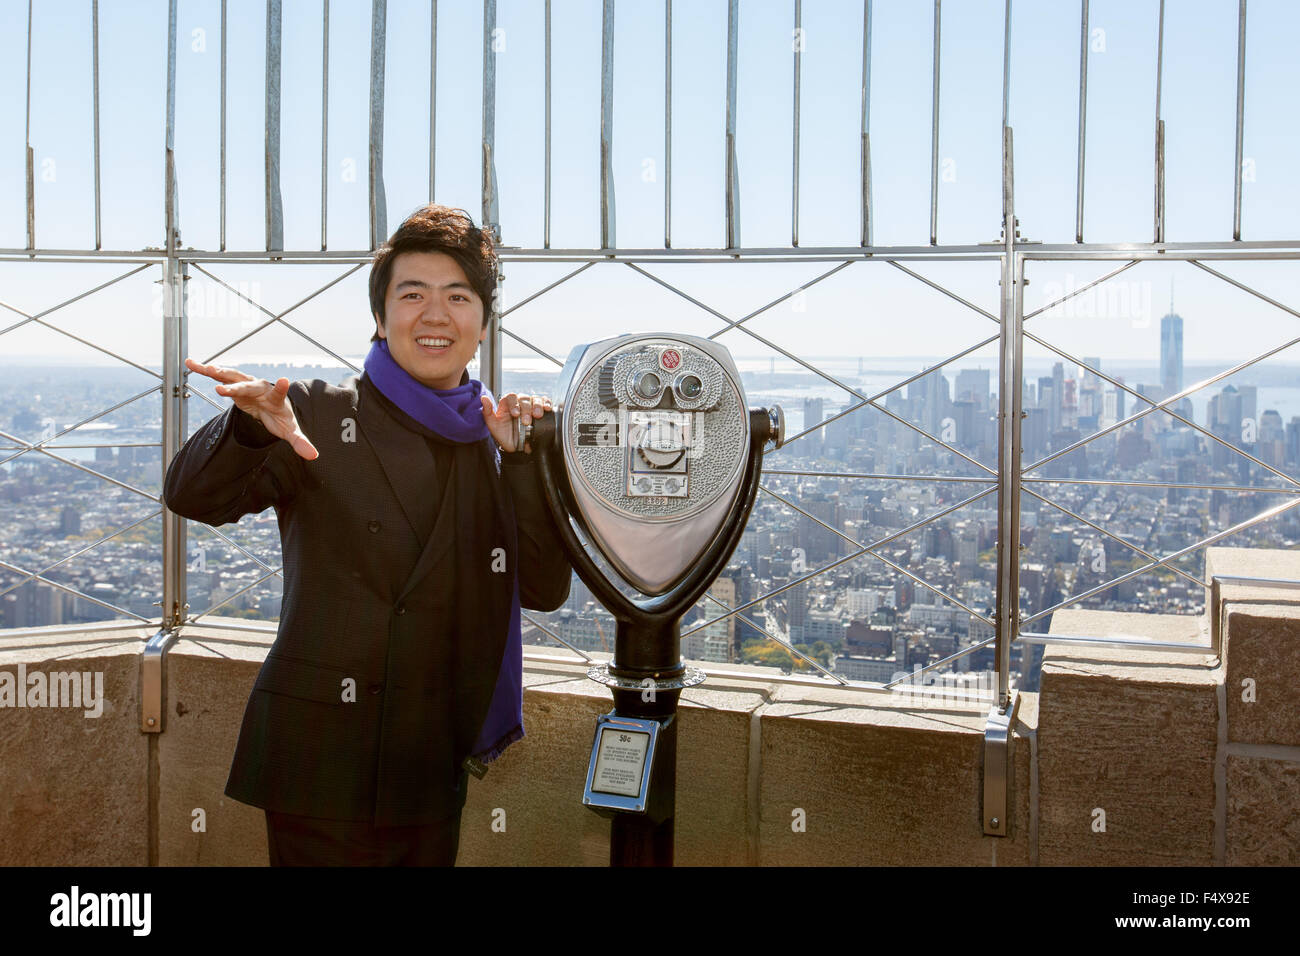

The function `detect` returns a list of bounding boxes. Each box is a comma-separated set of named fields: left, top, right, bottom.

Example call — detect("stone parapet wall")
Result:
left=1, top=546, right=1296, bottom=867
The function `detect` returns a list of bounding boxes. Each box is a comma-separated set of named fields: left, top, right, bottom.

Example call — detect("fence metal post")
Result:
left=148, top=0, right=188, bottom=735
left=481, top=0, right=502, bottom=398
left=368, top=0, right=388, bottom=251
left=160, top=253, right=188, bottom=638
left=160, top=0, right=187, bottom=638
left=599, top=0, right=616, bottom=251
left=986, top=124, right=1023, bottom=836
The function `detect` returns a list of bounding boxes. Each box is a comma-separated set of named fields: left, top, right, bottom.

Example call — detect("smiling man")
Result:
left=376, top=250, right=486, bottom=389
left=163, top=204, right=572, bottom=866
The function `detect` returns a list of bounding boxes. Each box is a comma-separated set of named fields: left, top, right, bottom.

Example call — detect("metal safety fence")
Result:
left=2, top=0, right=1297, bottom=834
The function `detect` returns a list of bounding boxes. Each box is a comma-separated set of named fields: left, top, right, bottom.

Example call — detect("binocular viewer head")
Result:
left=535, top=335, right=785, bottom=860
left=545, top=333, right=783, bottom=596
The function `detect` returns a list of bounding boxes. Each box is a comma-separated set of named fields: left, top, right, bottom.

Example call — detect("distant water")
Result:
left=7, top=356, right=1297, bottom=469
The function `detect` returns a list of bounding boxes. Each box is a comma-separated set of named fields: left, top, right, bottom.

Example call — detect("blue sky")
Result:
left=1, top=0, right=1298, bottom=370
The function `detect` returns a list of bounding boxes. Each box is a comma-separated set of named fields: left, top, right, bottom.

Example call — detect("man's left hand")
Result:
left=481, top=392, right=552, bottom=453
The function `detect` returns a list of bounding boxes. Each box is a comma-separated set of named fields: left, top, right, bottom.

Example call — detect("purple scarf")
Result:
left=363, top=339, right=525, bottom=768
left=364, top=339, right=490, bottom=442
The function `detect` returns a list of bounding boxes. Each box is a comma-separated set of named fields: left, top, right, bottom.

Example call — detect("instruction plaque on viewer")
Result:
left=583, top=714, right=663, bottom=813
left=593, top=727, right=650, bottom=796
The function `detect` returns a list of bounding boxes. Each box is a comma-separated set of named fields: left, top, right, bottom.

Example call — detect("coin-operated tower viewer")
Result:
left=527, top=332, right=784, bottom=867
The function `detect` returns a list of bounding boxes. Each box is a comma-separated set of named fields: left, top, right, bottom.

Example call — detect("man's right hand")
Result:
left=185, top=358, right=319, bottom=461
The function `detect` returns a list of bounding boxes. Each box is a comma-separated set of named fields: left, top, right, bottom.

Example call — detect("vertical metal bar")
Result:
left=161, top=258, right=189, bottom=633
left=983, top=694, right=1013, bottom=835
left=1154, top=0, right=1164, bottom=243
left=1154, top=0, right=1164, bottom=127
left=861, top=0, right=872, bottom=247
left=664, top=0, right=671, bottom=248
left=994, top=125, right=1021, bottom=712
left=265, top=0, right=284, bottom=252
left=25, top=0, right=34, bottom=251
left=92, top=0, right=102, bottom=250
left=545, top=0, right=552, bottom=247
left=792, top=0, right=801, bottom=247
left=481, top=0, right=501, bottom=397
left=155, top=134, right=188, bottom=738
left=162, top=0, right=187, bottom=637
left=369, top=0, right=388, bottom=250
left=322, top=0, right=329, bottom=250
left=434, top=0, right=444, bottom=201
left=1075, top=0, right=1088, bottom=243
left=1001, top=0, right=1011, bottom=129
left=220, top=0, right=227, bottom=251
left=599, top=0, right=615, bottom=249
left=929, top=0, right=940, bottom=245
left=482, top=270, right=501, bottom=398
left=165, top=0, right=177, bottom=256
left=1232, top=0, right=1247, bottom=241
left=1154, top=120, right=1165, bottom=243
left=483, top=0, right=499, bottom=241
left=725, top=0, right=739, bottom=249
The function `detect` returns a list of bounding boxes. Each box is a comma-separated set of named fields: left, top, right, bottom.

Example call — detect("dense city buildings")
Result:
left=4, top=343, right=1298, bottom=696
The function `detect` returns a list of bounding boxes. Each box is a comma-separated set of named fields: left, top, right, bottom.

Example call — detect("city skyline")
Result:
left=6, top=322, right=1297, bottom=690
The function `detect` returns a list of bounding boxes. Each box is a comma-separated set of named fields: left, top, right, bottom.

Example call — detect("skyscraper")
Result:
left=955, top=368, right=991, bottom=409
left=825, top=401, right=860, bottom=455
left=1081, top=357, right=1102, bottom=391
left=1161, top=312, right=1184, bottom=397
left=1052, top=362, right=1065, bottom=419
left=907, top=368, right=951, bottom=435
left=1208, top=383, right=1256, bottom=468
left=803, top=397, right=824, bottom=456
left=1037, top=376, right=1059, bottom=433
left=1079, top=357, right=1102, bottom=420
left=787, top=580, right=808, bottom=644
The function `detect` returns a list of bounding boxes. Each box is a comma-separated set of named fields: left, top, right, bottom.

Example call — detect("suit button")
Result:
left=368, top=682, right=382, bottom=694
left=395, top=603, right=406, bottom=616
left=368, top=520, right=381, bottom=533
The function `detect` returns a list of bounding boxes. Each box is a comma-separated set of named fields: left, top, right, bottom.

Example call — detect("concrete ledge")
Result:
left=2, top=625, right=1027, bottom=867
left=0, top=633, right=152, bottom=866
left=673, top=676, right=771, bottom=866
left=459, top=660, right=770, bottom=866
left=7, top=596, right=1299, bottom=868
left=1206, top=547, right=1300, bottom=606
left=755, top=684, right=1032, bottom=866
left=1015, top=691, right=1039, bottom=866
left=158, top=634, right=271, bottom=867
left=1039, top=610, right=1218, bottom=866
left=459, top=661, right=612, bottom=866
left=1225, top=753, right=1300, bottom=866
left=1222, top=605, right=1300, bottom=747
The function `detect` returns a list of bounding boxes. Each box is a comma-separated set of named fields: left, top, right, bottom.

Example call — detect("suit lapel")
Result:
left=395, top=470, right=460, bottom=606
left=355, top=374, right=457, bottom=602
left=357, top=374, right=438, bottom=542
left=399, top=439, right=513, bottom=610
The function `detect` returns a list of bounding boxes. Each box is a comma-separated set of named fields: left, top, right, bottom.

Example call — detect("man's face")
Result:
left=374, top=250, right=487, bottom=389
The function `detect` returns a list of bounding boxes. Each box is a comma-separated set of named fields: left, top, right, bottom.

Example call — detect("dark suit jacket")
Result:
left=162, top=372, right=571, bottom=825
